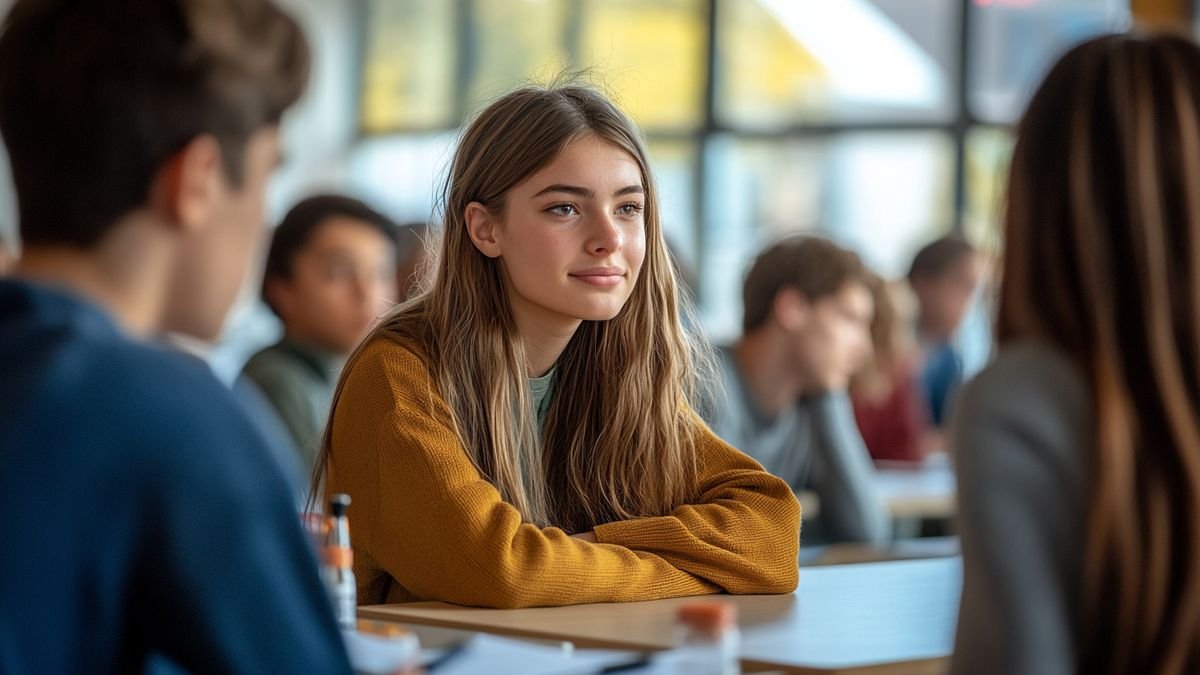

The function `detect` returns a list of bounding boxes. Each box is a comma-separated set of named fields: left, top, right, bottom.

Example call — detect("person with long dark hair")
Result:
left=952, top=33, right=1200, bottom=674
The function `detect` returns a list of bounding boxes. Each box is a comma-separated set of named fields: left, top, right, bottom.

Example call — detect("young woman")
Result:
left=312, top=85, right=800, bottom=609
left=952, top=34, right=1200, bottom=674
left=851, top=274, right=931, bottom=464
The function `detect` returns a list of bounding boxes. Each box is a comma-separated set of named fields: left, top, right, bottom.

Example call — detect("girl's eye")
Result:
left=617, top=203, right=645, bottom=217
left=546, top=203, right=579, bottom=217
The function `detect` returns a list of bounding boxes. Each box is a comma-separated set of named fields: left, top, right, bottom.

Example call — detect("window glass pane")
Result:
left=716, top=0, right=957, bottom=129
left=348, top=133, right=459, bottom=224
left=578, top=0, right=707, bottom=132
left=702, top=132, right=953, bottom=340
left=964, top=125, right=1013, bottom=254
left=969, top=0, right=1129, bottom=123
left=646, top=140, right=699, bottom=292
left=360, top=1, right=458, bottom=133
left=467, top=0, right=571, bottom=110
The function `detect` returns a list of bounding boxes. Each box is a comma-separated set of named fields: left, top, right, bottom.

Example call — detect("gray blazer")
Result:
left=950, top=340, right=1089, bottom=675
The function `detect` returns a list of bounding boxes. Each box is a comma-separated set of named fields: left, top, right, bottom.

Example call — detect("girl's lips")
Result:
left=569, top=273, right=624, bottom=288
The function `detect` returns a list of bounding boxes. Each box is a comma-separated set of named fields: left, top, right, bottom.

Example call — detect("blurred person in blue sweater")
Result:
left=0, top=0, right=351, bottom=672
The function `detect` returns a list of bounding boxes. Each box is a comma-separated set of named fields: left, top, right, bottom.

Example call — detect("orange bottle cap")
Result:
left=356, top=619, right=412, bottom=638
left=677, top=601, right=737, bottom=631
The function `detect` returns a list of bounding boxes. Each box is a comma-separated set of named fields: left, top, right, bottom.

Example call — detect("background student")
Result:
left=243, top=194, right=398, bottom=472
left=952, top=33, right=1200, bottom=674
left=0, top=0, right=350, bottom=671
left=705, top=235, right=891, bottom=545
left=852, top=274, right=931, bottom=463
left=907, top=235, right=984, bottom=429
left=314, top=84, right=801, bottom=609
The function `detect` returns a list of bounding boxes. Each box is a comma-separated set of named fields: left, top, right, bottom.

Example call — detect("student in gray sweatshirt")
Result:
left=705, top=235, right=890, bottom=545
left=950, top=32, right=1200, bottom=674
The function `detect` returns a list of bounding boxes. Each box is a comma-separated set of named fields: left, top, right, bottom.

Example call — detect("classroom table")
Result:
left=799, top=535, right=959, bottom=567
left=359, top=557, right=962, bottom=674
left=873, top=459, right=956, bottom=520
left=796, top=456, right=957, bottom=523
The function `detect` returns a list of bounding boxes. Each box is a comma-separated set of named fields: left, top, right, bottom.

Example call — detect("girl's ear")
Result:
left=465, top=202, right=502, bottom=258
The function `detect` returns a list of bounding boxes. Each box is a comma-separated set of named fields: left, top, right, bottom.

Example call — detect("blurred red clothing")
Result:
left=852, top=360, right=931, bottom=463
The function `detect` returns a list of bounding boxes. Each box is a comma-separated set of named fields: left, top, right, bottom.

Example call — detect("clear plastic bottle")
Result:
left=673, top=601, right=740, bottom=675
left=322, top=493, right=357, bottom=631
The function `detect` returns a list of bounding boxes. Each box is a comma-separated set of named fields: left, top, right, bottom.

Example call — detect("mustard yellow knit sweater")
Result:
left=328, top=337, right=801, bottom=609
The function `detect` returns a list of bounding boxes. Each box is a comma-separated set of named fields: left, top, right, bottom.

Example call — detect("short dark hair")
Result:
left=0, top=0, right=310, bottom=248
left=907, top=235, right=977, bottom=282
left=742, top=235, right=870, bottom=333
left=261, top=195, right=398, bottom=315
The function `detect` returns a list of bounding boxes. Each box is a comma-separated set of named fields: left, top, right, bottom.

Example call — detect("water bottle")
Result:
left=322, top=493, right=357, bottom=631
left=674, top=601, right=740, bottom=675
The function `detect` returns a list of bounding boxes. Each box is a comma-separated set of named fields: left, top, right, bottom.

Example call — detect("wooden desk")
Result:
left=873, top=460, right=956, bottom=520
left=801, top=535, right=959, bottom=567
left=799, top=460, right=956, bottom=523
left=359, top=557, right=961, bottom=674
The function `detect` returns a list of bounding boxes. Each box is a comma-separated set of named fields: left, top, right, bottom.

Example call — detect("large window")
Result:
left=360, top=1, right=458, bottom=132
left=355, top=0, right=1129, bottom=335
left=358, top=0, right=708, bottom=134
left=716, top=0, right=958, bottom=127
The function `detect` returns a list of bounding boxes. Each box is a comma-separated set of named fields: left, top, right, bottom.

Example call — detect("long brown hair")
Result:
left=311, top=84, right=708, bottom=532
left=998, top=33, right=1200, bottom=673
left=852, top=274, right=915, bottom=398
